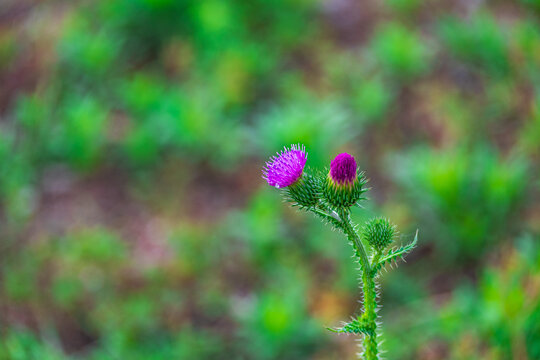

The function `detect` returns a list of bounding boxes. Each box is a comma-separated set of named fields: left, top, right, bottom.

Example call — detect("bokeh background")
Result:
left=1, top=0, right=540, bottom=359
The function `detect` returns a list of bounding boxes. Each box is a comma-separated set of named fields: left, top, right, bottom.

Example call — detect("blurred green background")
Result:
left=1, top=0, right=539, bottom=359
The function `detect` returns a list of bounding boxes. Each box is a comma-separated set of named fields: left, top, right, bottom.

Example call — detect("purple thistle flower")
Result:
left=263, top=144, right=307, bottom=188
left=330, top=153, right=357, bottom=186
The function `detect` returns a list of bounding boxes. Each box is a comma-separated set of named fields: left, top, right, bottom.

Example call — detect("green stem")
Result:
left=338, top=208, right=378, bottom=360
left=312, top=208, right=339, bottom=224
left=337, top=209, right=370, bottom=273
left=370, top=251, right=383, bottom=277
left=361, top=271, right=378, bottom=360
left=312, top=204, right=343, bottom=231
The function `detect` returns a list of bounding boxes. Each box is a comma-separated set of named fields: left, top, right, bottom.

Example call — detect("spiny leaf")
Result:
left=327, top=319, right=374, bottom=336
left=372, top=229, right=418, bottom=275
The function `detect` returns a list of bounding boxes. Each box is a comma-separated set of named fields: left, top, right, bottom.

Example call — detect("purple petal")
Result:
left=262, top=144, right=307, bottom=188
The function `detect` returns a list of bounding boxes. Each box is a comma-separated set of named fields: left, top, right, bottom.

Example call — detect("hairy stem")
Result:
left=337, top=209, right=370, bottom=273
left=338, top=208, right=378, bottom=360
left=362, top=271, right=378, bottom=360
left=312, top=207, right=342, bottom=230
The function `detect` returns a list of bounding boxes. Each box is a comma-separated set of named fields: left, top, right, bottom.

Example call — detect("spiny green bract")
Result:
left=322, top=170, right=367, bottom=208
left=362, top=217, right=395, bottom=251
left=285, top=172, right=321, bottom=209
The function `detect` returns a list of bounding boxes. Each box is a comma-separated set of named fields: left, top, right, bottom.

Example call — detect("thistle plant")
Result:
left=262, top=144, right=418, bottom=360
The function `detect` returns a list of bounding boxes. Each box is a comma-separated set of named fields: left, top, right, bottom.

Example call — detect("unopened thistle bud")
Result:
left=362, top=217, right=395, bottom=251
left=323, top=153, right=367, bottom=208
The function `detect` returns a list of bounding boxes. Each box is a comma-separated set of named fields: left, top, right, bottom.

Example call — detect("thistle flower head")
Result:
left=330, top=153, right=358, bottom=186
left=263, top=144, right=307, bottom=188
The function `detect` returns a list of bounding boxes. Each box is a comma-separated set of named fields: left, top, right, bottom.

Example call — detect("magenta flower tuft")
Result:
left=330, top=153, right=357, bottom=185
left=263, top=144, right=307, bottom=188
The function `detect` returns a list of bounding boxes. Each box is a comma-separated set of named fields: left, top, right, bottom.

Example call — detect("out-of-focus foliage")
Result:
left=0, top=0, right=539, bottom=359
left=385, top=234, right=540, bottom=359
left=394, top=146, right=528, bottom=264
left=438, top=13, right=510, bottom=77
left=369, top=23, right=431, bottom=80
